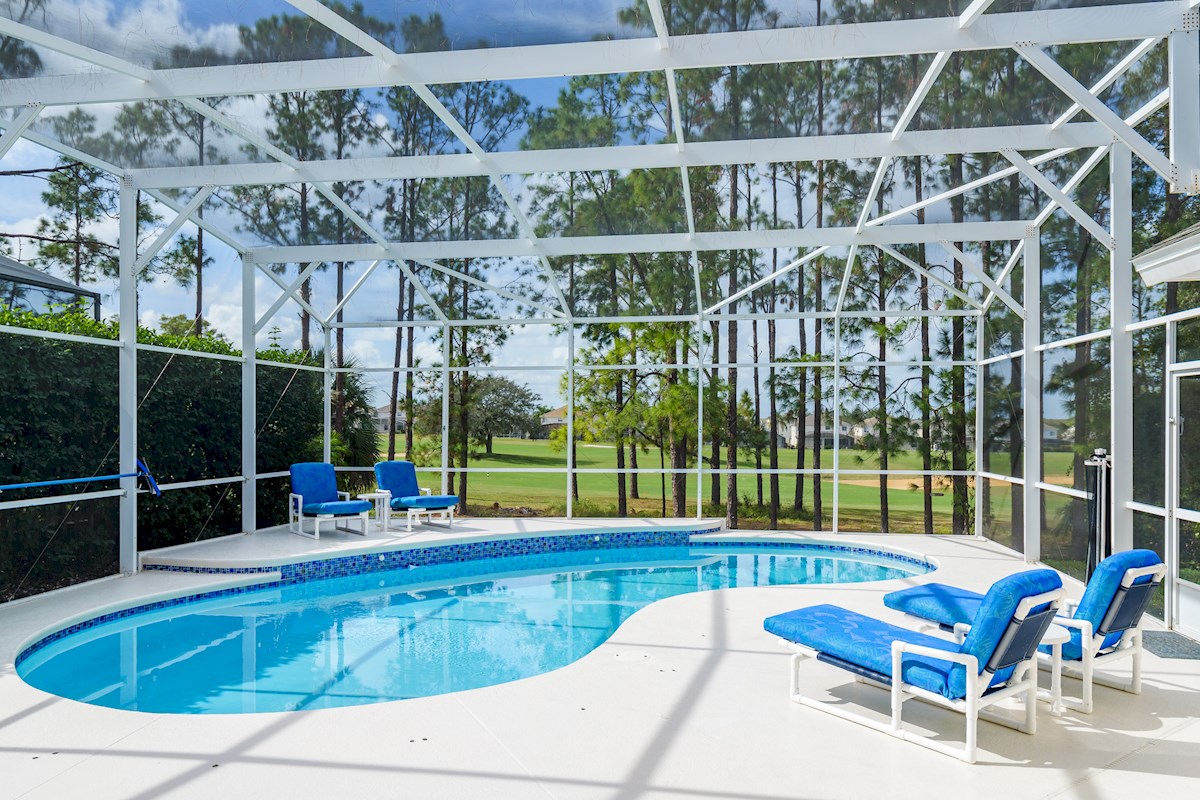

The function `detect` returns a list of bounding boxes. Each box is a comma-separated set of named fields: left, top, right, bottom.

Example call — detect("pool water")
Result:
left=18, top=544, right=927, bottom=713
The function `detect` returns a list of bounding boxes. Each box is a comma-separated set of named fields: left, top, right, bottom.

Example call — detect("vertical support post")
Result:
left=440, top=324, right=450, bottom=495
left=975, top=311, right=986, bottom=537
left=1169, top=26, right=1200, bottom=193
left=322, top=325, right=332, bottom=464
left=1022, top=234, right=1042, bottom=563
left=566, top=324, right=575, bottom=519
left=241, top=257, right=257, bottom=533
left=1165, top=321, right=1178, bottom=629
left=1110, top=142, right=1135, bottom=551
left=832, top=316, right=841, bottom=534
left=118, top=176, right=138, bottom=575
left=696, top=317, right=705, bottom=519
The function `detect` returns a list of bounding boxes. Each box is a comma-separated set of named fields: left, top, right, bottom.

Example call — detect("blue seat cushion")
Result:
left=391, top=494, right=459, bottom=510
left=375, top=460, right=421, bottom=498
left=884, top=583, right=984, bottom=629
left=291, top=462, right=339, bottom=504
left=301, top=500, right=372, bottom=517
left=764, top=604, right=969, bottom=700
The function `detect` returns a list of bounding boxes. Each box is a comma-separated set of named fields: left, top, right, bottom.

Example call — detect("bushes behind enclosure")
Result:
left=0, top=309, right=327, bottom=600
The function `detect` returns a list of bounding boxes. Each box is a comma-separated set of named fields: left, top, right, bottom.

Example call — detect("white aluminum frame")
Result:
left=0, top=0, right=1193, bottom=592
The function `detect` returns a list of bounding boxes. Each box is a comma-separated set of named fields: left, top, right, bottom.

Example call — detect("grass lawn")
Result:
left=377, top=436, right=966, bottom=533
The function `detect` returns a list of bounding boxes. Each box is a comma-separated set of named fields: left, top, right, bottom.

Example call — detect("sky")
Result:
left=0, top=0, right=1087, bottom=418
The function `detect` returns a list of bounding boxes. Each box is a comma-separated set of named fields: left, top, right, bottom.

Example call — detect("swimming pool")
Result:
left=18, top=540, right=931, bottom=714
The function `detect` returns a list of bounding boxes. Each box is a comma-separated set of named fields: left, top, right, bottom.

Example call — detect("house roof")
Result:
left=1133, top=222, right=1200, bottom=285
left=0, top=254, right=101, bottom=301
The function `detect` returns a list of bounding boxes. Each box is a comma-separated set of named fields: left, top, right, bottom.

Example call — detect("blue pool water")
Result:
left=18, top=543, right=928, bottom=714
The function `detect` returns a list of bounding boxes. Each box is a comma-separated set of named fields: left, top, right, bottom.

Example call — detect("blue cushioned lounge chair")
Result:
left=764, top=569, right=1064, bottom=763
left=374, top=460, right=459, bottom=532
left=884, top=549, right=1165, bottom=714
left=288, top=462, right=372, bottom=539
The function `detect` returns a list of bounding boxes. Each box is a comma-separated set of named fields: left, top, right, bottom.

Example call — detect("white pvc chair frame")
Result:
left=288, top=490, right=371, bottom=540
left=381, top=487, right=455, bottom=532
left=782, top=587, right=1066, bottom=764
left=1051, top=563, right=1167, bottom=714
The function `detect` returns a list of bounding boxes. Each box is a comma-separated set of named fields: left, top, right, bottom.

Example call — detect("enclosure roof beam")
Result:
left=959, top=0, right=999, bottom=27
left=247, top=220, right=1032, bottom=264
left=875, top=245, right=982, bottom=309
left=0, top=9, right=449, bottom=323
left=279, top=0, right=572, bottom=318
left=134, top=186, right=215, bottom=275
left=0, top=3, right=1183, bottom=107
left=981, top=143, right=1115, bottom=310
left=871, top=86, right=1167, bottom=228
left=705, top=247, right=830, bottom=315
left=1016, top=44, right=1176, bottom=182
left=940, top=240, right=1025, bottom=318
left=644, top=0, right=705, bottom=319
left=323, top=260, right=383, bottom=326
left=1001, top=147, right=1113, bottom=249
left=124, top=123, right=1114, bottom=190
left=255, top=261, right=323, bottom=334
left=1050, top=36, right=1161, bottom=130
left=0, top=103, right=41, bottom=161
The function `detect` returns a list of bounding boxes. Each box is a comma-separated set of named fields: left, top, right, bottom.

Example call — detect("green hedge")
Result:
left=0, top=310, right=326, bottom=601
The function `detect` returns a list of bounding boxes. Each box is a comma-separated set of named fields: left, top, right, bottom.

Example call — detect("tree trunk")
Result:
left=616, top=372, right=627, bottom=516
left=387, top=273, right=406, bottom=461
left=811, top=2, right=825, bottom=531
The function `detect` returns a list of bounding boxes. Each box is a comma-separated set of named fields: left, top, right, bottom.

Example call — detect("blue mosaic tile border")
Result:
left=696, top=539, right=935, bottom=571
left=144, top=528, right=721, bottom=584
left=16, top=580, right=279, bottom=668
left=18, top=528, right=933, bottom=668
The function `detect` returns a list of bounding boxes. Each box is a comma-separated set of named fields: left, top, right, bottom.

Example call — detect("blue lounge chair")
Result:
left=288, top=462, right=372, bottom=539
left=764, top=569, right=1064, bottom=763
left=374, top=460, right=459, bottom=531
left=884, top=549, right=1165, bottom=713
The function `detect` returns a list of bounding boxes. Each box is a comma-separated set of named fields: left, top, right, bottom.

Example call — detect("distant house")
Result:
left=1042, top=418, right=1074, bottom=446
left=768, top=415, right=853, bottom=449
left=541, top=405, right=569, bottom=430
left=374, top=405, right=407, bottom=434
left=851, top=417, right=878, bottom=445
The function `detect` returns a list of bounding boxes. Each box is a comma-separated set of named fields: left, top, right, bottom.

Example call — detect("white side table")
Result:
left=357, top=492, right=391, bottom=532
left=1039, top=622, right=1070, bottom=716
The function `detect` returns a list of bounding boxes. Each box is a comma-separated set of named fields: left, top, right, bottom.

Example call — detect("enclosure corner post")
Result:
left=322, top=324, right=333, bottom=465
left=118, top=176, right=138, bottom=575
left=241, top=256, right=257, bottom=534
left=1022, top=232, right=1042, bottom=564
left=566, top=324, right=575, bottom=519
left=974, top=310, right=986, bottom=538
left=440, top=322, right=450, bottom=495
left=1110, top=142, right=1134, bottom=551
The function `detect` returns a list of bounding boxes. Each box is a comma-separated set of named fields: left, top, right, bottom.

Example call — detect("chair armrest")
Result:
left=289, top=493, right=302, bottom=510
left=338, top=491, right=350, bottom=500
left=1053, top=616, right=1093, bottom=639
left=421, top=487, right=432, bottom=496
left=952, top=622, right=972, bottom=643
left=892, top=641, right=979, bottom=673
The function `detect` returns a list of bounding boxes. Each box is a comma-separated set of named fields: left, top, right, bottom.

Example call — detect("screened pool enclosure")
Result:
left=0, top=0, right=1199, bottom=632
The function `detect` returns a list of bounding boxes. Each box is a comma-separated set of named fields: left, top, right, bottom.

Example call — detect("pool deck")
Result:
left=1, top=523, right=1198, bottom=799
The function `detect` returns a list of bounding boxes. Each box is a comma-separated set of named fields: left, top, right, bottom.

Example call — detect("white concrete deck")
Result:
left=2, top=526, right=1198, bottom=800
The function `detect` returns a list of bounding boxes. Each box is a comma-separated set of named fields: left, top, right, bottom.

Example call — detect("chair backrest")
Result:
left=952, top=569, right=1063, bottom=695
left=375, top=460, right=419, bottom=498
left=1075, top=549, right=1165, bottom=638
left=290, top=462, right=339, bottom=504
